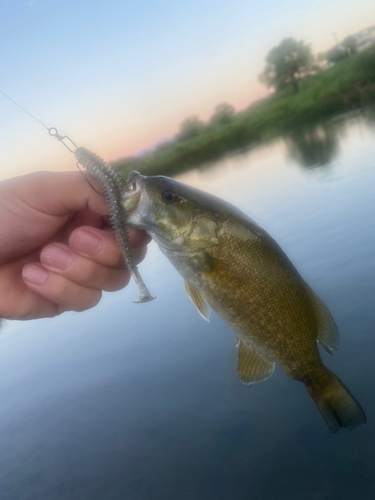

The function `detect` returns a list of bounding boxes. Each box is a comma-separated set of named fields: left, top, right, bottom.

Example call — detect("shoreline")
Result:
left=113, top=47, right=375, bottom=178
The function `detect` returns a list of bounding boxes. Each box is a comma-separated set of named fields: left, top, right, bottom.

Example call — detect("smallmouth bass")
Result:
left=121, top=171, right=366, bottom=433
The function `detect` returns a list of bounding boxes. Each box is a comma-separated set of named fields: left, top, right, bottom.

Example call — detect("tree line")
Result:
left=177, top=34, right=362, bottom=142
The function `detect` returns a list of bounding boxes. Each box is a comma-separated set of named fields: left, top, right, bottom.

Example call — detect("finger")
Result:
left=10, top=171, right=109, bottom=218
left=61, top=209, right=106, bottom=243
left=126, top=227, right=152, bottom=249
left=22, top=264, right=102, bottom=313
left=0, top=257, right=58, bottom=320
left=40, top=244, right=131, bottom=292
left=68, top=227, right=150, bottom=267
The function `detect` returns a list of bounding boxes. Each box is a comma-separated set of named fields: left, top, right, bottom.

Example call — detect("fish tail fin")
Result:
left=306, top=368, right=366, bottom=434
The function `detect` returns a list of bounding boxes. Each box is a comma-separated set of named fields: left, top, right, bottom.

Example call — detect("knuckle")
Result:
left=53, top=275, right=71, bottom=300
left=80, top=263, right=103, bottom=284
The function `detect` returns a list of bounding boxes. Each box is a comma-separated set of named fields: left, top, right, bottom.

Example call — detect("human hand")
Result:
left=0, top=170, right=150, bottom=320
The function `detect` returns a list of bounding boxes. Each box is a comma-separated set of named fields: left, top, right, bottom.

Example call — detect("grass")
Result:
left=113, top=47, right=375, bottom=178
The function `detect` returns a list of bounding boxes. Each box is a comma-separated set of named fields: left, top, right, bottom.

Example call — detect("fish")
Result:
left=121, top=171, right=366, bottom=433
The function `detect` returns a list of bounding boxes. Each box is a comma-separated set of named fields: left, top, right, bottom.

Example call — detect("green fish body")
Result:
left=122, top=172, right=366, bottom=433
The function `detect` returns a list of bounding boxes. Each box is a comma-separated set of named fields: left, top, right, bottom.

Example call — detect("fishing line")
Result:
left=0, top=89, right=48, bottom=130
left=0, top=90, right=126, bottom=194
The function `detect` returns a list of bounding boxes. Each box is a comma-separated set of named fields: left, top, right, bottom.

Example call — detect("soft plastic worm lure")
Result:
left=0, top=90, right=155, bottom=303
left=74, top=147, right=155, bottom=303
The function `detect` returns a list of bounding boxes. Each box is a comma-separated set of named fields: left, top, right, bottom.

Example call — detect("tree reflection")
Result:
left=285, top=123, right=339, bottom=170
left=364, top=106, right=375, bottom=130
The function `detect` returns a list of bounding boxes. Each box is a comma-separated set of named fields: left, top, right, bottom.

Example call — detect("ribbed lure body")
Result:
left=74, top=147, right=155, bottom=303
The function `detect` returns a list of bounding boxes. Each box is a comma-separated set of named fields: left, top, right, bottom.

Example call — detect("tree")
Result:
left=342, top=35, right=358, bottom=56
left=325, top=46, right=346, bottom=64
left=210, top=103, right=235, bottom=126
left=177, top=116, right=205, bottom=141
left=325, top=45, right=347, bottom=64
left=259, top=38, right=314, bottom=93
left=326, top=36, right=358, bottom=65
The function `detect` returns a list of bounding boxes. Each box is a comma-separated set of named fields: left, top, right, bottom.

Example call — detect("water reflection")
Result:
left=285, top=123, right=340, bottom=169
left=363, top=105, right=375, bottom=129
left=284, top=108, right=375, bottom=171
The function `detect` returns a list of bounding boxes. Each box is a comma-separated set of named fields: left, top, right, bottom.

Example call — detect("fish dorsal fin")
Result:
left=184, top=281, right=211, bottom=322
left=237, top=340, right=275, bottom=384
left=309, top=290, right=339, bottom=354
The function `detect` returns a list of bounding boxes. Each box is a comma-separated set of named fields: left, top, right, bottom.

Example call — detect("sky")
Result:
left=0, top=0, right=373, bottom=180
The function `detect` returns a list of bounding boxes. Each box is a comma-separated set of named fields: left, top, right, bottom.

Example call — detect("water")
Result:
left=1, top=112, right=375, bottom=499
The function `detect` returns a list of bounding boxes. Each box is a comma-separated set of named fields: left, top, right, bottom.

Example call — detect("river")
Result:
left=0, top=110, right=374, bottom=499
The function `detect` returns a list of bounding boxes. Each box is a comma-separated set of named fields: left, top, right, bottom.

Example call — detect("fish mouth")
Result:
left=122, top=171, right=145, bottom=210
left=121, top=171, right=153, bottom=229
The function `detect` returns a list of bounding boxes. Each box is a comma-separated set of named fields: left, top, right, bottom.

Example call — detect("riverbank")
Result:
left=113, top=47, right=375, bottom=178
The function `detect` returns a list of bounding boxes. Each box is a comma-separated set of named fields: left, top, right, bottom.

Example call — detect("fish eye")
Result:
left=127, top=181, right=137, bottom=192
left=161, top=188, right=179, bottom=204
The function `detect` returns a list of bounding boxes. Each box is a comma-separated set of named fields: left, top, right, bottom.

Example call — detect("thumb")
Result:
left=8, top=170, right=109, bottom=217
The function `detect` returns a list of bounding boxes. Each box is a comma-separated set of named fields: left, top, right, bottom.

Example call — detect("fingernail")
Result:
left=70, top=230, right=102, bottom=256
left=41, top=246, right=73, bottom=271
left=22, top=265, right=49, bottom=285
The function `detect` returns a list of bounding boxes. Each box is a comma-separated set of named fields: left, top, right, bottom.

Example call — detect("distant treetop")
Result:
left=259, top=38, right=314, bottom=93
left=210, top=103, right=235, bottom=126
left=177, top=115, right=205, bottom=141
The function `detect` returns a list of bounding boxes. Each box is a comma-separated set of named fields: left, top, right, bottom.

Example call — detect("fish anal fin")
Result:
left=237, top=340, right=275, bottom=384
left=309, top=290, right=339, bottom=354
left=184, top=280, right=211, bottom=322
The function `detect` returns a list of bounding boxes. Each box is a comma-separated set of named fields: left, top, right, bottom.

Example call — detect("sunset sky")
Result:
left=0, top=0, right=373, bottom=180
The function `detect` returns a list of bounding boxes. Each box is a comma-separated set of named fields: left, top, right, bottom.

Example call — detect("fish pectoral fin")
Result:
left=237, top=340, right=275, bottom=384
left=309, top=290, right=339, bottom=354
left=184, top=280, right=211, bottom=322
